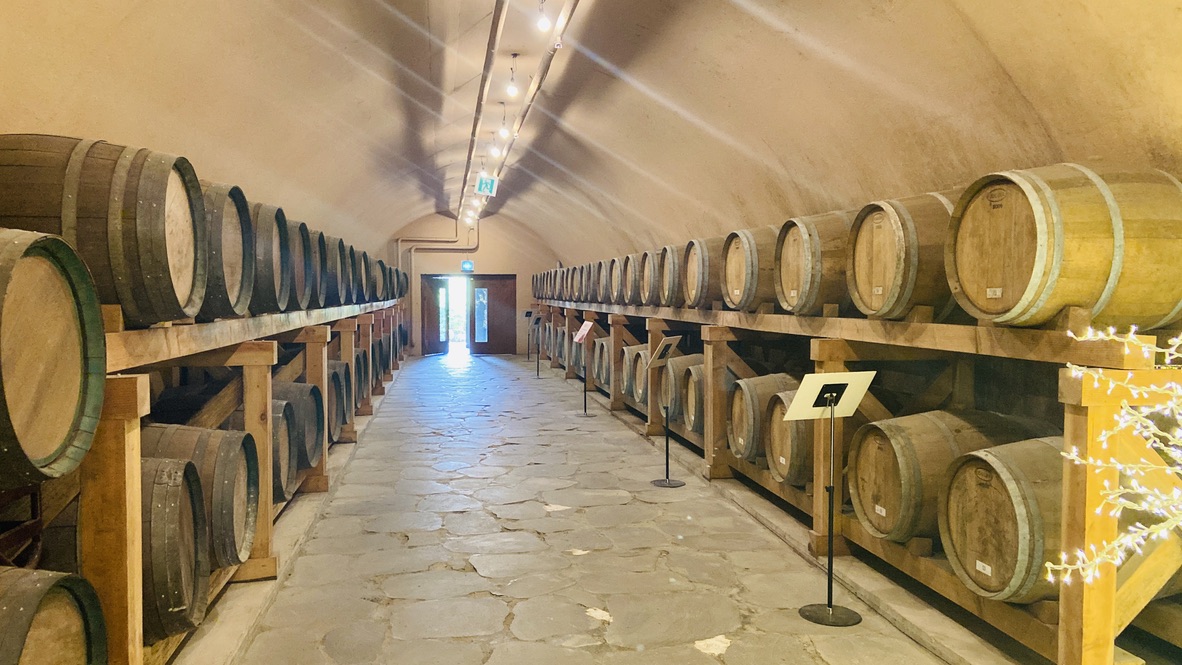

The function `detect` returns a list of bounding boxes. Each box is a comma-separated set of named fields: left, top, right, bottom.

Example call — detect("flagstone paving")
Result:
left=238, top=352, right=944, bottom=664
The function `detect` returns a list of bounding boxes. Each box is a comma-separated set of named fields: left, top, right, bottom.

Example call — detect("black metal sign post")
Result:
left=651, top=406, right=684, bottom=488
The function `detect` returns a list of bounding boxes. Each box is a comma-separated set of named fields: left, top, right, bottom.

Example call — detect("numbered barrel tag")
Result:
left=975, top=560, right=993, bottom=576
left=986, top=287, right=1003, bottom=299
left=875, top=504, right=887, bottom=517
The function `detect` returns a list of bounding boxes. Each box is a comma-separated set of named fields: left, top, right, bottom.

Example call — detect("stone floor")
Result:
left=238, top=351, right=946, bottom=665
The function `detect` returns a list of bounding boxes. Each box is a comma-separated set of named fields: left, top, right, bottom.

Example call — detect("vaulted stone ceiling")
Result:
left=2, top=1, right=1180, bottom=262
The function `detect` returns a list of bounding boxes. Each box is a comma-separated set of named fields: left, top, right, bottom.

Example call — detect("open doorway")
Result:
left=446, top=275, right=469, bottom=354
left=421, top=273, right=517, bottom=356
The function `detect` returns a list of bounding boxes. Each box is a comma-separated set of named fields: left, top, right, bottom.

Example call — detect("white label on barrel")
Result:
left=875, top=504, right=886, bottom=517
left=738, top=437, right=744, bottom=446
left=789, top=289, right=797, bottom=297
left=976, top=560, right=992, bottom=576
left=986, top=288, right=1003, bottom=299
left=778, top=456, right=786, bottom=465
left=733, top=288, right=741, bottom=296
left=873, top=286, right=883, bottom=296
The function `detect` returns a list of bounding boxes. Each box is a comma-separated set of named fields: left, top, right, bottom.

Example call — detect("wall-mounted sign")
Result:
left=461, top=260, right=475, bottom=273
left=475, top=175, right=499, bottom=197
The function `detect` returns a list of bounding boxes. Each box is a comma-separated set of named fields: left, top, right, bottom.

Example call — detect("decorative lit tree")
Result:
left=1045, top=327, right=1182, bottom=586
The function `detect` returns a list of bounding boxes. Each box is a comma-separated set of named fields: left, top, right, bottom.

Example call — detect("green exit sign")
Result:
left=475, top=175, right=499, bottom=197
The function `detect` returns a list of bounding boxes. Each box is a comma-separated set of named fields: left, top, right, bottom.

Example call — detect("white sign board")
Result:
left=782, top=371, right=877, bottom=421
left=572, top=320, right=595, bottom=344
left=476, top=175, right=499, bottom=197
left=646, top=335, right=684, bottom=370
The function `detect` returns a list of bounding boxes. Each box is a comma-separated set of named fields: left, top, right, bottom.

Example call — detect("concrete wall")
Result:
left=387, top=213, right=558, bottom=356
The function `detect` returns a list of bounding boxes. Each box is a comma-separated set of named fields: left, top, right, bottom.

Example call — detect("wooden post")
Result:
left=80, top=374, right=150, bottom=665
left=701, top=326, right=735, bottom=480
left=373, top=310, right=388, bottom=395
left=565, top=308, right=579, bottom=379
left=357, top=314, right=374, bottom=415
left=333, top=319, right=358, bottom=442
left=382, top=308, right=395, bottom=381
left=550, top=307, right=562, bottom=370
left=645, top=318, right=670, bottom=436
left=609, top=314, right=628, bottom=410
left=228, top=342, right=279, bottom=582
left=395, top=303, right=405, bottom=363
left=283, top=326, right=331, bottom=494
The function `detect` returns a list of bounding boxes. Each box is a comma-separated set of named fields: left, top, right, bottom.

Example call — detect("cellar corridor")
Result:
left=236, top=355, right=942, bottom=665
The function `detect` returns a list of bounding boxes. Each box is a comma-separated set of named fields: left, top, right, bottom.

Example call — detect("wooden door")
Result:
left=420, top=275, right=449, bottom=356
left=468, top=275, right=516, bottom=355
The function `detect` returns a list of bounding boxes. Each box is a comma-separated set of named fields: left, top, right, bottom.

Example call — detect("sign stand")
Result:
left=651, top=406, right=685, bottom=488
left=533, top=317, right=543, bottom=379
left=783, top=370, right=877, bottom=628
left=572, top=320, right=596, bottom=418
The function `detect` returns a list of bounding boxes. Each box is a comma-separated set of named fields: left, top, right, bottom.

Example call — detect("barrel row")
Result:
left=534, top=163, right=1182, bottom=331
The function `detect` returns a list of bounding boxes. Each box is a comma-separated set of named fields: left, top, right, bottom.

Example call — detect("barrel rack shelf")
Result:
left=43, top=298, right=406, bottom=665
left=535, top=299, right=1178, bottom=665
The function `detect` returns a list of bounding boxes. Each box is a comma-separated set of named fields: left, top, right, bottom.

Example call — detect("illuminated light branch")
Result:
left=1047, top=329, right=1182, bottom=585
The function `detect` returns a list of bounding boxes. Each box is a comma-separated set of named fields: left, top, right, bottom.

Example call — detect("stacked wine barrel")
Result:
left=534, top=162, right=1182, bottom=331
left=0, top=134, right=399, bottom=330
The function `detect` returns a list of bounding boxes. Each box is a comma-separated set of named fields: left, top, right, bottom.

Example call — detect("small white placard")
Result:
left=572, top=320, right=595, bottom=344
left=646, top=335, right=684, bottom=370
left=986, top=287, right=1003, bottom=299
left=975, top=560, right=992, bottom=576
left=875, top=504, right=887, bottom=517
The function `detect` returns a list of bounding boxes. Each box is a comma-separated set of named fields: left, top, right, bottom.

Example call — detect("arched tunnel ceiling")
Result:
left=2, top=1, right=1181, bottom=260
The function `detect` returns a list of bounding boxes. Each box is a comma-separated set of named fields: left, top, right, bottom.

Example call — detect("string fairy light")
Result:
left=1044, top=328, right=1182, bottom=585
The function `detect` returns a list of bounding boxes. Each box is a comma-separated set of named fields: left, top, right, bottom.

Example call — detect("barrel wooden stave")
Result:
left=308, top=230, right=329, bottom=308
left=775, top=210, right=855, bottom=315
left=272, top=382, right=325, bottom=470
left=197, top=182, right=254, bottom=320
left=638, top=250, right=661, bottom=306
left=727, top=373, right=800, bottom=462
left=0, top=134, right=210, bottom=326
left=847, top=409, right=1060, bottom=543
left=140, top=456, right=209, bottom=644
left=226, top=400, right=299, bottom=502
left=0, top=566, right=107, bottom=665
left=947, top=164, right=1182, bottom=329
left=140, top=423, right=260, bottom=568
left=629, top=348, right=652, bottom=402
left=846, top=190, right=964, bottom=320
left=322, top=235, right=350, bottom=306
left=329, top=360, right=354, bottom=426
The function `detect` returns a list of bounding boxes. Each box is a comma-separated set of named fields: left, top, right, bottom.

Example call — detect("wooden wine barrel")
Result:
left=846, top=190, right=963, bottom=320
left=226, top=400, right=299, bottom=502
left=326, top=367, right=345, bottom=443
left=397, top=269, right=408, bottom=301
left=775, top=209, right=855, bottom=315
left=618, top=254, right=640, bottom=305
left=343, top=246, right=358, bottom=304
left=629, top=348, right=652, bottom=402
left=387, top=265, right=396, bottom=300
left=728, top=373, right=800, bottom=462
left=329, top=360, right=354, bottom=426
left=619, top=344, right=646, bottom=398
left=362, top=252, right=377, bottom=302
left=0, top=134, right=209, bottom=327
left=284, top=220, right=313, bottom=311
left=595, top=261, right=609, bottom=304
left=683, top=236, right=726, bottom=308
left=247, top=203, right=291, bottom=314
left=639, top=250, right=661, bottom=306
left=354, top=349, right=370, bottom=407
left=683, top=365, right=706, bottom=433
left=141, top=424, right=259, bottom=568
left=0, top=566, right=107, bottom=664
left=657, top=353, right=703, bottom=421
left=0, top=230, right=105, bottom=490
left=938, top=436, right=1064, bottom=603
left=375, top=259, right=390, bottom=301
left=723, top=226, right=779, bottom=311
left=322, top=235, right=350, bottom=306
left=946, top=165, right=1182, bottom=329
left=765, top=389, right=868, bottom=486
left=607, top=258, right=624, bottom=304
left=140, top=457, right=209, bottom=644
left=197, top=182, right=254, bottom=320
left=592, top=338, right=610, bottom=386
left=847, top=409, right=1059, bottom=543
left=272, top=383, right=325, bottom=470
left=556, top=327, right=568, bottom=363
left=307, top=230, right=329, bottom=309
left=658, top=245, right=685, bottom=307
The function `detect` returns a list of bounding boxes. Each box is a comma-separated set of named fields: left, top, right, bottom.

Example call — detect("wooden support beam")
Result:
left=234, top=362, right=278, bottom=582
left=298, top=326, right=331, bottom=494
left=646, top=319, right=670, bottom=436
left=550, top=308, right=562, bottom=369
left=80, top=374, right=150, bottom=665
left=810, top=338, right=954, bottom=363
left=143, top=340, right=277, bottom=369
left=357, top=314, right=375, bottom=414
left=565, top=308, right=579, bottom=380
left=584, top=312, right=599, bottom=394
left=702, top=327, right=734, bottom=480
left=609, top=315, right=629, bottom=410
left=334, top=319, right=358, bottom=442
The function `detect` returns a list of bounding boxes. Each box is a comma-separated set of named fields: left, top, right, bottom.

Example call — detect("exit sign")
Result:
left=475, top=175, right=499, bottom=197
left=461, top=260, right=474, bottom=273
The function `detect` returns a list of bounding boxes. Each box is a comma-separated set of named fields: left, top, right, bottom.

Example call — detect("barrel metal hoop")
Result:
left=107, top=146, right=144, bottom=325
left=887, top=200, right=918, bottom=319
left=1000, top=170, right=1060, bottom=325
left=1064, top=163, right=1123, bottom=319
left=1147, top=170, right=1182, bottom=329
left=60, top=138, right=99, bottom=248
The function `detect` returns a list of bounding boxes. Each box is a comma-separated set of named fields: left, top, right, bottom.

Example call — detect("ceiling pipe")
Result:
left=393, top=0, right=508, bottom=272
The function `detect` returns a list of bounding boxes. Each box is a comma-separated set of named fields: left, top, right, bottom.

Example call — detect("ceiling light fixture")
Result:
left=506, top=53, right=519, bottom=97
left=498, top=102, right=510, bottom=139
left=489, top=132, right=502, bottom=157
left=536, top=0, right=551, bottom=31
